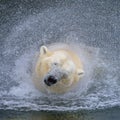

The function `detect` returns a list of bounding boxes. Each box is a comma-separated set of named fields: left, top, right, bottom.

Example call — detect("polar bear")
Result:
left=33, top=45, right=84, bottom=94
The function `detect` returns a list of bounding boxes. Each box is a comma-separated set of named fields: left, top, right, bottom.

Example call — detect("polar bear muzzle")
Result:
left=43, top=65, right=68, bottom=86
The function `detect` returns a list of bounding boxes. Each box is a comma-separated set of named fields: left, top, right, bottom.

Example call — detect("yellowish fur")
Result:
left=33, top=45, right=84, bottom=94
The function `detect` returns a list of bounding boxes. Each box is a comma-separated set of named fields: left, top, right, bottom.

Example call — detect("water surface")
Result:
left=0, top=0, right=120, bottom=119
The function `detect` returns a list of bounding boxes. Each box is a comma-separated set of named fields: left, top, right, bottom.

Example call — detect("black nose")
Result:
left=44, top=76, right=57, bottom=86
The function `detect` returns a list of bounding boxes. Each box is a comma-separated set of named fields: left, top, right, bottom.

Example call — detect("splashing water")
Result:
left=0, top=1, right=120, bottom=111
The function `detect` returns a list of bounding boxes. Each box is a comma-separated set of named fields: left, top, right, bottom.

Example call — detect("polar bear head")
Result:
left=35, top=45, right=84, bottom=93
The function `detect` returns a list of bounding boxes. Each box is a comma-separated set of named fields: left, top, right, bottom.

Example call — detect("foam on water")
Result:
left=1, top=41, right=119, bottom=111
left=0, top=4, right=120, bottom=111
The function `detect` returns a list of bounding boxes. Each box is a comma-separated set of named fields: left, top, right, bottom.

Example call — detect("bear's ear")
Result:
left=77, top=69, right=84, bottom=76
left=40, top=46, right=48, bottom=55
